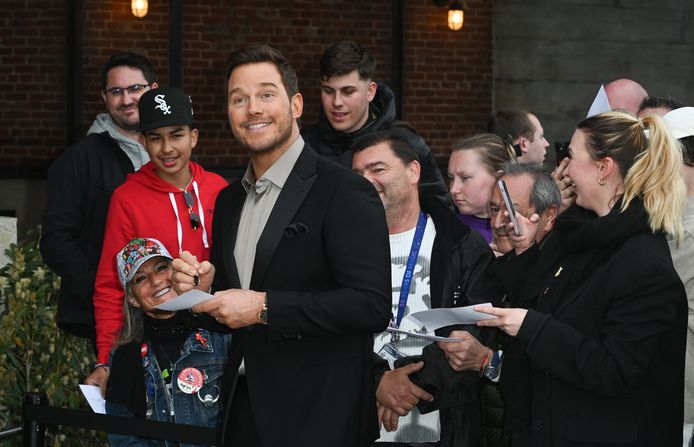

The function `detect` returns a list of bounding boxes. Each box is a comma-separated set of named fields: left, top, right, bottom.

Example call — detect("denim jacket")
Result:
left=106, top=329, right=231, bottom=447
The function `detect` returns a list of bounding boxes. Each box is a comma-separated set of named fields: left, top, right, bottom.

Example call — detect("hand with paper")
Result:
left=192, top=289, right=266, bottom=328
left=79, top=384, right=106, bottom=414
left=474, top=305, right=528, bottom=337
left=406, top=302, right=496, bottom=332
left=388, top=303, right=497, bottom=372
left=171, top=250, right=267, bottom=328
left=437, top=330, right=490, bottom=372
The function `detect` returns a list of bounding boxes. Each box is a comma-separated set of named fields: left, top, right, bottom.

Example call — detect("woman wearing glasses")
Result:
left=86, top=86, right=227, bottom=391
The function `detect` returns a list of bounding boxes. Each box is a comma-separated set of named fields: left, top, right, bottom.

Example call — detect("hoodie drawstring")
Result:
left=168, top=181, right=210, bottom=256
left=169, top=192, right=184, bottom=255
left=192, top=181, right=210, bottom=249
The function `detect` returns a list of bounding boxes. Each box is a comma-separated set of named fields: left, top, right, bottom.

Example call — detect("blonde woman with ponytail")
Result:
left=442, top=112, right=687, bottom=446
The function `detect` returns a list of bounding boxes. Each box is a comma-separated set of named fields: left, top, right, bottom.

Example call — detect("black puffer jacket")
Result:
left=301, top=82, right=451, bottom=208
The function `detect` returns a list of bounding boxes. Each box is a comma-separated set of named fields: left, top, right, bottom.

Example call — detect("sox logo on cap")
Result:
left=154, top=94, right=172, bottom=115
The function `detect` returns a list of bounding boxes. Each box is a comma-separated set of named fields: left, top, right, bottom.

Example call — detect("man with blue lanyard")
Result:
left=352, top=129, right=499, bottom=446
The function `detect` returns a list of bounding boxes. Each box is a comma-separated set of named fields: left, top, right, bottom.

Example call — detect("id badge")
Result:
left=378, top=342, right=406, bottom=369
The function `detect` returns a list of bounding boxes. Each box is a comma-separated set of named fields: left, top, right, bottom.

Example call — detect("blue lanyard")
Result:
left=392, top=211, right=427, bottom=329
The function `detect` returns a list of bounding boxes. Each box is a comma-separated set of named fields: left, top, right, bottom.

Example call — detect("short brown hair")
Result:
left=101, top=52, right=157, bottom=90
left=224, top=45, right=299, bottom=98
left=320, top=41, right=376, bottom=81
left=487, top=110, right=535, bottom=142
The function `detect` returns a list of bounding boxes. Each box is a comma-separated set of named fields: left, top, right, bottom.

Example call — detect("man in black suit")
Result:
left=172, top=45, right=391, bottom=447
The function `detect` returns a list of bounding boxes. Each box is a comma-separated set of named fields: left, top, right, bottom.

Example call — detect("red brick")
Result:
left=2, top=0, right=492, bottom=166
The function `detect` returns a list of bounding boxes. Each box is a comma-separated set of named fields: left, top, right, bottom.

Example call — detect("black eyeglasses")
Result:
left=103, top=83, right=151, bottom=98
left=183, top=191, right=201, bottom=230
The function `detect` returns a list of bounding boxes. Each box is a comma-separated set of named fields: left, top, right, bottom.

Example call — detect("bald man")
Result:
left=604, top=78, right=648, bottom=116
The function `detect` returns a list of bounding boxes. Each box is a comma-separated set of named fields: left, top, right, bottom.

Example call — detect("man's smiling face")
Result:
left=227, top=62, right=302, bottom=155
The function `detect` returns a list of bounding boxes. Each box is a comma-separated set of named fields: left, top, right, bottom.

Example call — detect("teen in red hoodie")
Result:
left=87, top=86, right=227, bottom=390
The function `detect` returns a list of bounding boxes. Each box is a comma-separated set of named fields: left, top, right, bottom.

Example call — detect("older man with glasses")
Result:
left=41, top=52, right=158, bottom=359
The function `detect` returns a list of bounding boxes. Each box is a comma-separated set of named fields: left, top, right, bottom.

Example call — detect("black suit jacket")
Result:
left=212, top=146, right=391, bottom=447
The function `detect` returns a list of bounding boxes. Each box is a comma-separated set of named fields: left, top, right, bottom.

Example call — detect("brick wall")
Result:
left=404, top=1, right=493, bottom=155
left=2, top=0, right=494, bottom=171
left=0, top=0, right=67, bottom=169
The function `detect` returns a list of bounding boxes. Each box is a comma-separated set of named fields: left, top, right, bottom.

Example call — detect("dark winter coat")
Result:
left=490, top=200, right=686, bottom=447
left=301, top=82, right=451, bottom=208
left=40, top=132, right=134, bottom=339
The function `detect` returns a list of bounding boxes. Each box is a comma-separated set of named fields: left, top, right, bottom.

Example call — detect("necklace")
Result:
left=178, top=170, right=194, bottom=193
left=154, top=343, right=175, bottom=382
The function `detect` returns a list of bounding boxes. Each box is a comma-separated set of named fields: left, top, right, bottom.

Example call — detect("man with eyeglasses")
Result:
left=41, top=52, right=158, bottom=357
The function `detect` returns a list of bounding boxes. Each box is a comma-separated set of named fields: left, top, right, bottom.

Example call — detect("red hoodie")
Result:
left=93, top=161, right=227, bottom=364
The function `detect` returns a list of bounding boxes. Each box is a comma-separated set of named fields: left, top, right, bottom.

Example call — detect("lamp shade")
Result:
left=448, top=1, right=464, bottom=31
left=132, top=0, right=148, bottom=18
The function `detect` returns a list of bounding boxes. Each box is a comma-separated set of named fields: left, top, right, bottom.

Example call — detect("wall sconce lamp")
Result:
left=447, top=1, right=464, bottom=31
left=131, top=0, right=148, bottom=18
left=433, top=0, right=465, bottom=31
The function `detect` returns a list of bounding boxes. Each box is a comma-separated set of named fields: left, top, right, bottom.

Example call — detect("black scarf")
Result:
left=556, top=197, right=651, bottom=253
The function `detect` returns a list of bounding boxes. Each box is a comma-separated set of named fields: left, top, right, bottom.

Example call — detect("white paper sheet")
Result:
left=153, top=289, right=215, bottom=311
left=587, top=84, right=612, bottom=117
left=407, top=302, right=496, bottom=331
left=79, top=384, right=105, bottom=414
left=385, top=326, right=465, bottom=342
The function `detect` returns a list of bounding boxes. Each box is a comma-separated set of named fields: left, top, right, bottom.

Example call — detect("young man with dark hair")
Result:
left=41, top=52, right=158, bottom=343
left=173, top=45, right=392, bottom=447
left=487, top=110, right=549, bottom=165
left=301, top=41, right=449, bottom=205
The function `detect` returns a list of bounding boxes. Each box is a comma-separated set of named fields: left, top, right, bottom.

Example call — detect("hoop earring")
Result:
left=598, top=178, right=606, bottom=186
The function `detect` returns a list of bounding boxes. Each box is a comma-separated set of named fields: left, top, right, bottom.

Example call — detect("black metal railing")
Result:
left=17, top=392, right=219, bottom=446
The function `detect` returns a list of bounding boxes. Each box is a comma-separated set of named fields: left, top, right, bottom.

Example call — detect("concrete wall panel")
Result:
left=493, top=0, right=694, bottom=162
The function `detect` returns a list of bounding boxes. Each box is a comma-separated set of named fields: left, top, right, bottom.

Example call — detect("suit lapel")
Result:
left=222, top=184, right=246, bottom=289
left=250, top=148, right=318, bottom=290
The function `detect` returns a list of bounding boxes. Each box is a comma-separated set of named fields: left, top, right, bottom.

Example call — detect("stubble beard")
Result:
left=111, top=111, right=140, bottom=132
left=237, top=110, right=294, bottom=155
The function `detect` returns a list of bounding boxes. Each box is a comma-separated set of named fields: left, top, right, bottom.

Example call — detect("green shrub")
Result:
left=0, top=229, right=106, bottom=445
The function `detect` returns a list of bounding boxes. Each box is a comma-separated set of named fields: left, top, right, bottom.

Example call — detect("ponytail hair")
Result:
left=577, top=111, right=685, bottom=243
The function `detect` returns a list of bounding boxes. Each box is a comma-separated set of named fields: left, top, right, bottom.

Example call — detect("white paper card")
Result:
left=79, top=384, right=106, bottom=414
left=386, top=326, right=465, bottom=342
left=153, top=289, right=214, bottom=311
left=407, top=302, right=496, bottom=331
left=587, top=84, right=612, bottom=118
